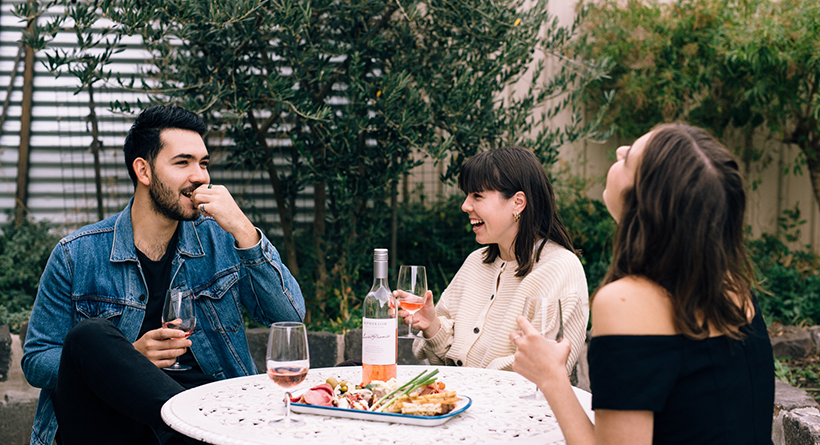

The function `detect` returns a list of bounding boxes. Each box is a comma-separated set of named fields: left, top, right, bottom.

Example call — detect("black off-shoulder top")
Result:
left=588, top=297, right=774, bottom=445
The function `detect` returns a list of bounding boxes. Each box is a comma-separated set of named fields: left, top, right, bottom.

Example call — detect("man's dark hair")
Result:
left=458, top=146, right=575, bottom=277
left=123, top=105, right=207, bottom=187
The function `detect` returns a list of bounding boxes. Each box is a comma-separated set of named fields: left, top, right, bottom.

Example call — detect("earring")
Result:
left=513, top=211, right=521, bottom=222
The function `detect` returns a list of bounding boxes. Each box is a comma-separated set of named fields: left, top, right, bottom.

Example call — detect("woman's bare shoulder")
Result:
left=591, top=276, right=677, bottom=337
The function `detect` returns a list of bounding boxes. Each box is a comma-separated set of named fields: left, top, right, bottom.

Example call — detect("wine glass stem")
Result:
left=407, top=313, right=414, bottom=336
left=284, top=392, right=292, bottom=426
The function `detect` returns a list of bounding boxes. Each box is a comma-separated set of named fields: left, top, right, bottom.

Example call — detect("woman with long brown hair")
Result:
left=511, top=124, right=774, bottom=444
left=405, top=146, right=589, bottom=374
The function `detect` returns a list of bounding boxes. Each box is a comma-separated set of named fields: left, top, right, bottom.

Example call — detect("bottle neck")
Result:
left=373, top=260, right=388, bottom=281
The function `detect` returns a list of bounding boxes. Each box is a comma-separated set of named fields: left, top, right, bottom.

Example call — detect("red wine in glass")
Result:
left=162, top=320, right=195, bottom=339
left=162, top=289, right=196, bottom=371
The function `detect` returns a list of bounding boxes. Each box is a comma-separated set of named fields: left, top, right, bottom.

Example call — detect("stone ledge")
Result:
left=244, top=328, right=424, bottom=372
left=776, top=379, right=820, bottom=413
left=0, top=333, right=41, bottom=445
left=0, top=325, right=10, bottom=382
left=0, top=392, right=38, bottom=445
left=772, top=327, right=816, bottom=360
left=783, top=407, right=820, bottom=445
left=774, top=379, right=820, bottom=445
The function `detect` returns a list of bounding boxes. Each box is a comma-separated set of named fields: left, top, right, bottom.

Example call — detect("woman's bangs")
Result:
left=458, top=154, right=502, bottom=194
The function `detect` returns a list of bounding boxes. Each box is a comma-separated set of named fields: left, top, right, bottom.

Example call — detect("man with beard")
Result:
left=21, top=106, right=305, bottom=445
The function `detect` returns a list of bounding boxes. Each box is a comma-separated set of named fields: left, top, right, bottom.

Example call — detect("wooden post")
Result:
left=15, top=13, right=36, bottom=226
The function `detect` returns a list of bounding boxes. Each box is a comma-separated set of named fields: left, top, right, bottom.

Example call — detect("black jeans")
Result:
left=52, top=318, right=205, bottom=445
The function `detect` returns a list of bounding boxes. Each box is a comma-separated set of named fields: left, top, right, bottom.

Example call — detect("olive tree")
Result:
left=24, top=0, right=611, bottom=323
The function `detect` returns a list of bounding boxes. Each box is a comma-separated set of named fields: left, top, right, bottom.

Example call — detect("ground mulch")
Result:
left=778, top=351, right=820, bottom=402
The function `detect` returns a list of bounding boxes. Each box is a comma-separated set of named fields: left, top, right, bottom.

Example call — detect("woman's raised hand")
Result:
left=510, top=316, right=572, bottom=392
left=394, top=290, right=439, bottom=337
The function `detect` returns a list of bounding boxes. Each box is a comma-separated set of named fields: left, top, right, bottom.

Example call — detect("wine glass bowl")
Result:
left=397, top=294, right=426, bottom=314
left=266, top=321, right=310, bottom=427
left=162, top=289, right=196, bottom=371
left=396, top=265, right=427, bottom=339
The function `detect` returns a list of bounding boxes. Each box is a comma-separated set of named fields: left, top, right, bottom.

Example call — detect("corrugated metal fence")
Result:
left=0, top=0, right=318, bottom=234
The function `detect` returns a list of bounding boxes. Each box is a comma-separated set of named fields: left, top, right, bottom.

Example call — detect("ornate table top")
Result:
left=161, top=365, right=594, bottom=445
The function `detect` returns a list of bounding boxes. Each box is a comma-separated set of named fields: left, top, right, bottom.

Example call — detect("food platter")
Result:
left=290, top=393, right=472, bottom=427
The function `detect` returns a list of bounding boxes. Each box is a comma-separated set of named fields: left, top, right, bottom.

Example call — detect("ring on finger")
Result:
left=199, top=203, right=206, bottom=214
left=207, top=183, right=213, bottom=189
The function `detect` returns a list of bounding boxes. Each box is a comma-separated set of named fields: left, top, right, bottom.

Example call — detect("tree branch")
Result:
left=311, top=6, right=399, bottom=105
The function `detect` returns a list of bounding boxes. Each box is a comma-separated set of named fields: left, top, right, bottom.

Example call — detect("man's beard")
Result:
left=149, top=176, right=200, bottom=222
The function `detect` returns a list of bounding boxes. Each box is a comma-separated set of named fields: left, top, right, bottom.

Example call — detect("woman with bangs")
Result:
left=405, top=146, right=589, bottom=375
left=511, top=124, right=774, bottom=444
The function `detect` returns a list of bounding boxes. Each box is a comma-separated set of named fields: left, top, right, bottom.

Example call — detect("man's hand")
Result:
left=191, top=184, right=260, bottom=248
left=132, top=327, right=192, bottom=368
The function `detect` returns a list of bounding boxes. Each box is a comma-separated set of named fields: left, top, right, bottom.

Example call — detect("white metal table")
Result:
left=161, top=365, right=594, bottom=445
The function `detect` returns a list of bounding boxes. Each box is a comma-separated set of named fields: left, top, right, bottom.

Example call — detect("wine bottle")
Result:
left=362, top=248, right=397, bottom=385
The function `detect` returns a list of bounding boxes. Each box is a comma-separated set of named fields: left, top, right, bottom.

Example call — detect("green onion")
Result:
left=371, top=369, right=440, bottom=412
left=369, top=369, right=432, bottom=411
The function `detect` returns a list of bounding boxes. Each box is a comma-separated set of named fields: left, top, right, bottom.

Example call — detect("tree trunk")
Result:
left=265, top=162, right=300, bottom=278
left=88, top=84, right=105, bottom=221
left=248, top=111, right=300, bottom=278
left=802, top=143, right=820, bottom=218
left=312, top=181, right=329, bottom=311
left=390, top=154, right=399, bottom=278
left=14, top=30, right=35, bottom=226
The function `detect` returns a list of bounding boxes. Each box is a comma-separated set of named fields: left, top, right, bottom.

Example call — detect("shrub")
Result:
left=748, top=234, right=820, bottom=325
left=395, top=194, right=480, bottom=298
left=293, top=193, right=478, bottom=333
left=0, top=219, right=61, bottom=334
left=558, top=190, right=616, bottom=294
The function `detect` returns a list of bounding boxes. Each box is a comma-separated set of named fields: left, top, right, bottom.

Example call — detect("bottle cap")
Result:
left=374, top=248, right=388, bottom=262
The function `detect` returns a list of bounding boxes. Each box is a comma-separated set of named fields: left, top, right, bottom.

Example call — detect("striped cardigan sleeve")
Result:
left=519, top=251, right=589, bottom=375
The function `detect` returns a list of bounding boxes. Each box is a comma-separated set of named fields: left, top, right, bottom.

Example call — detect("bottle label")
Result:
left=362, top=317, right=397, bottom=365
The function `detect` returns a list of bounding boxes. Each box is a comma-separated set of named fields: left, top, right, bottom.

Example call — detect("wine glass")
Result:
left=395, top=265, right=427, bottom=339
left=519, top=297, right=563, bottom=400
left=162, top=289, right=196, bottom=371
left=266, top=321, right=310, bottom=427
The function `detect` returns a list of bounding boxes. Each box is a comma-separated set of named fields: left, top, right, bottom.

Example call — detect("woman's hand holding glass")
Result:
left=395, top=265, right=427, bottom=339
left=511, top=314, right=572, bottom=399
left=394, top=289, right=437, bottom=337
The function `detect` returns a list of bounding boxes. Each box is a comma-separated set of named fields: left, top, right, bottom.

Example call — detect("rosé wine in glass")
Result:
left=398, top=300, right=425, bottom=313
left=266, top=322, right=309, bottom=427
left=396, top=265, right=427, bottom=339
left=267, top=365, right=309, bottom=389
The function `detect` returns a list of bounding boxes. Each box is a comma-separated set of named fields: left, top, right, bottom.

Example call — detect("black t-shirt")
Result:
left=136, top=230, right=215, bottom=389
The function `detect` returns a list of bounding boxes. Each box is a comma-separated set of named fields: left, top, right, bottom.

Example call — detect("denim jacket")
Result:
left=22, top=200, right=305, bottom=445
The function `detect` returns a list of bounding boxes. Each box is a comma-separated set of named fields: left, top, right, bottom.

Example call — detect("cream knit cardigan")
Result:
left=413, top=242, right=589, bottom=374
